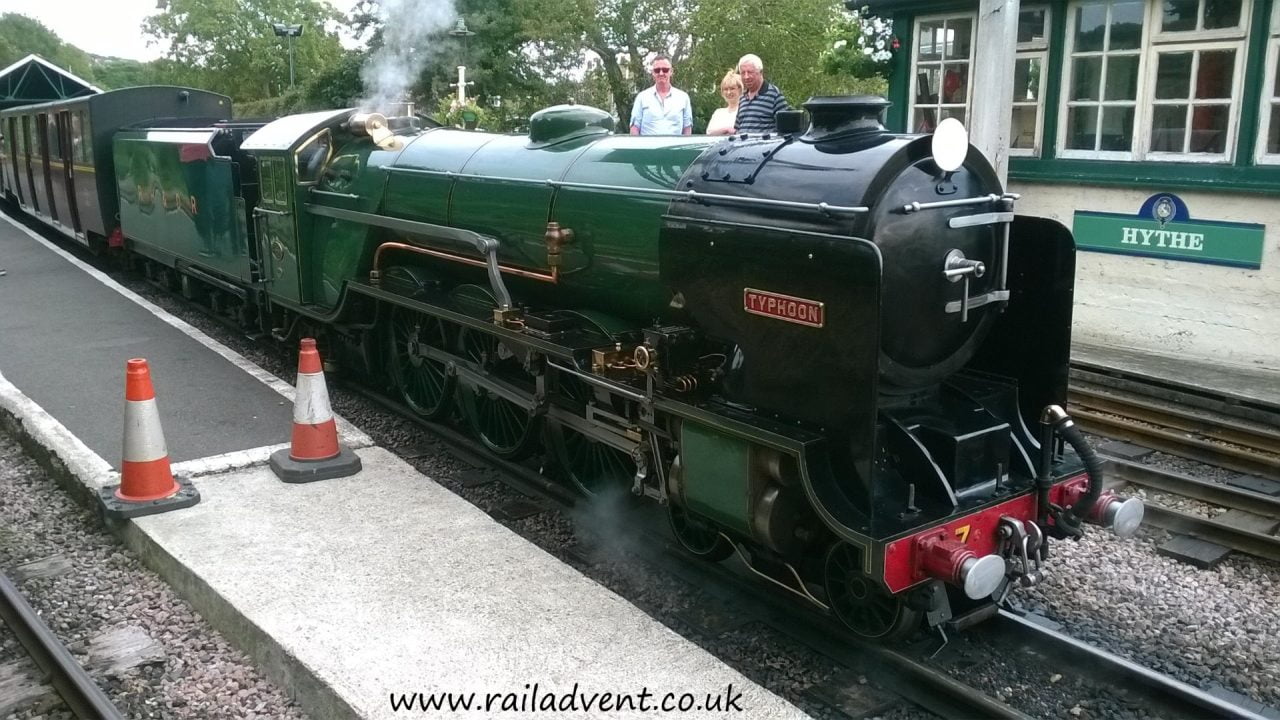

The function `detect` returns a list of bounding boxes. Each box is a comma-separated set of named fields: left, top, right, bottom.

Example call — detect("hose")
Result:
left=1039, top=405, right=1105, bottom=536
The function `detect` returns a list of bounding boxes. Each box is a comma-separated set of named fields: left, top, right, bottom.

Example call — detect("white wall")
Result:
left=1010, top=182, right=1280, bottom=373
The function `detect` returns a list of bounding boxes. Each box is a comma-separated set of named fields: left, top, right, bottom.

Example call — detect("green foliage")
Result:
left=681, top=0, right=840, bottom=131
left=432, top=96, right=490, bottom=129
left=818, top=7, right=897, bottom=80
left=91, top=57, right=154, bottom=90
left=304, top=50, right=365, bottom=107
left=0, top=13, right=96, bottom=82
left=513, top=0, right=694, bottom=123
left=144, top=0, right=345, bottom=101
left=233, top=86, right=310, bottom=118
left=349, top=0, right=565, bottom=129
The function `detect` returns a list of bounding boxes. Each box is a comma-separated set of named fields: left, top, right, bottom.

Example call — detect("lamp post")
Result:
left=272, top=23, right=303, bottom=89
left=448, top=17, right=476, bottom=106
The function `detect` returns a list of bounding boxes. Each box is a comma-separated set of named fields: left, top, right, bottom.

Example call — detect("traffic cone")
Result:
left=270, top=338, right=362, bottom=483
left=98, top=359, right=200, bottom=520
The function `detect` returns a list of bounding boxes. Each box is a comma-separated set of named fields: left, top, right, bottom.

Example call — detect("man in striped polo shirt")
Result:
left=735, top=54, right=791, bottom=135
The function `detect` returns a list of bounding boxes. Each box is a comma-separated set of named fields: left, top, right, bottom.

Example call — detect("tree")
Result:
left=348, top=0, right=562, bottom=126
left=681, top=0, right=842, bottom=128
left=144, top=0, right=345, bottom=101
left=0, top=13, right=96, bottom=82
left=91, top=57, right=155, bottom=90
left=514, top=0, right=695, bottom=123
left=302, top=50, right=364, bottom=107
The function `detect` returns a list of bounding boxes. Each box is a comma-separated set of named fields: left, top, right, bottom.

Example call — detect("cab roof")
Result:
left=240, top=108, right=353, bottom=152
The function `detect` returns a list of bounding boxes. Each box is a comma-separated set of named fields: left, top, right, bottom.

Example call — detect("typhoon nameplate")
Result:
left=743, top=288, right=825, bottom=328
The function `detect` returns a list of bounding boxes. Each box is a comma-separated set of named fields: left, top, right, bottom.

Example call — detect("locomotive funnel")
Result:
left=800, top=95, right=889, bottom=142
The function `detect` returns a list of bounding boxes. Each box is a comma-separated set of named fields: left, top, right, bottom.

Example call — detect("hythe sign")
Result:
left=1072, top=193, right=1264, bottom=269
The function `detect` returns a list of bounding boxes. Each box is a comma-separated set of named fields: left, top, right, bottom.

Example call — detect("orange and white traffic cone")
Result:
left=98, top=359, right=199, bottom=519
left=269, top=338, right=361, bottom=483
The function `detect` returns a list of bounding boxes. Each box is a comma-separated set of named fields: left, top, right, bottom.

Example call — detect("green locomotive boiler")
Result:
left=103, top=96, right=1145, bottom=639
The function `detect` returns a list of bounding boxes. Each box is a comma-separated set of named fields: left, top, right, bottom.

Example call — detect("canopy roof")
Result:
left=0, top=54, right=101, bottom=111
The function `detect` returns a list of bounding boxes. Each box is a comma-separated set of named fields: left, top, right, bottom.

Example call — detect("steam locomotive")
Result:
left=0, top=87, right=1144, bottom=639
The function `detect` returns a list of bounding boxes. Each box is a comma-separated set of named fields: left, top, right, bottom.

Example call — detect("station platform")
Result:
left=0, top=210, right=804, bottom=719
left=1073, top=342, right=1280, bottom=411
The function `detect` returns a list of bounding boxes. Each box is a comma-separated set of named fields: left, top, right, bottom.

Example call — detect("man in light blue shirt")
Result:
left=629, top=56, right=693, bottom=136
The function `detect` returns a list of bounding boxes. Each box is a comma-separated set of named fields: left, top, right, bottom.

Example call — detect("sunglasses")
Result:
left=652, top=68, right=671, bottom=74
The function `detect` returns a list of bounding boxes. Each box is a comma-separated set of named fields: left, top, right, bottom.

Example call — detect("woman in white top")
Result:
left=706, top=70, right=743, bottom=136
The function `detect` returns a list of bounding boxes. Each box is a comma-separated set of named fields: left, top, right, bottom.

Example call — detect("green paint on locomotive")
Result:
left=303, top=141, right=405, bottom=308
left=311, top=112, right=717, bottom=320
left=115, top=130, right=253, bottom=283
left=680, top=422, right=753, bottom=535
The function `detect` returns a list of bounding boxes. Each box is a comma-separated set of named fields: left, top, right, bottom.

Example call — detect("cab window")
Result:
left=295, top=130, right=331, bottom=184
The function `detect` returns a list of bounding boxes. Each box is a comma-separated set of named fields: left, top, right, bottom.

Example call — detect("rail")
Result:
left=0, top=572, right=123, bottom=720
left=996, top=609, right=1271, bottom=720
left=1069, top=381, right=1280, bottom=482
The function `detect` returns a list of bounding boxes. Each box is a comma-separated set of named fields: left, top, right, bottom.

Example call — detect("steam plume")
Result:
left=359, top=0, right=458, bottom=112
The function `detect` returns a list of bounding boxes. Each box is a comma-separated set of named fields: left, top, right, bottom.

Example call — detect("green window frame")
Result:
left=1257, top=1, right=1280, bottom=162
left=1057, top=0, right=1251, bottom=163
left=909, top=13, right=977, bottom=132
left=1012, top=6, right=1052, bottom=156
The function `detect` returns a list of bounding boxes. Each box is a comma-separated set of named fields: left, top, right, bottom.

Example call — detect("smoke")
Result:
left=359, top=0, right=458, bottom=112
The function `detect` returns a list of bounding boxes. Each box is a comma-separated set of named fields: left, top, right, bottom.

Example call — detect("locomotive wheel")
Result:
left=546, top=375, right=635, bottom=495
left=455, top=326, right=541, bottom=460
left=824, top=543, right=921, bottom=641
left=669, top=504, right=735, bottom=562
left=386, top=306, right=455, bottom=420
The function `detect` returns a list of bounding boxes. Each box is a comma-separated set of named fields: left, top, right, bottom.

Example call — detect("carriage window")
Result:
left=1059, top=0, right=1249, bottom=161
left=295, top=130, right=331, bottom=184
left=70, top=112, right=83, bottom=163
left=78, top=111, right=92, bottom=162
left=46, top=115, right=60, bottom=158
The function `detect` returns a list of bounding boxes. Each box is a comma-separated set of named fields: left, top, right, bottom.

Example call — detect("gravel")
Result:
left=1021, top=525, right=1280, bottom=708
left=0, top=433, right=307, bottom=720
left=1126, top=486, right=1228, bottom=519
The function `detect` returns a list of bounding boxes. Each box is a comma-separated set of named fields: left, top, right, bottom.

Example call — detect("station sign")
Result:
left=1072, top=193, right=1264, bottom=269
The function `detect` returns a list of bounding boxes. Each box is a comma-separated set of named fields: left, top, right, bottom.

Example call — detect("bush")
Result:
left=432, top=97, right=490, bottom=130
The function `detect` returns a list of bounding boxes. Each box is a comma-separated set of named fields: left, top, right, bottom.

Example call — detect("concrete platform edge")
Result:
left=0, top=370, right=359, bottom=720
left=116, top=521, right=360, bottom=720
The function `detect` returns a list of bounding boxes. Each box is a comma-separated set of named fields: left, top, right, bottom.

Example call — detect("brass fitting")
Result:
left=544, top=221, right=575, bottom=269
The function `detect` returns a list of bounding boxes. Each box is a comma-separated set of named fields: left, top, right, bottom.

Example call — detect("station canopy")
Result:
left=0, top=54, right=101, bottom=111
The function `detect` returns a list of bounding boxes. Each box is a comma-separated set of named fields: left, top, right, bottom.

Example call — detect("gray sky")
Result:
left=8, top=0, right=356, bottom=63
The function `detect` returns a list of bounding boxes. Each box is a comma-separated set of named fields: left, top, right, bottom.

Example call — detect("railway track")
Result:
left=1103, top=455, right=1280, bottom=563
left=349, top=383, right=1269, bottom=720
left=993, top=609, right=1272, bottom=720
left=1068, top=368, right=1280, bottom=483
left=0, top=572, right=123, bottom=720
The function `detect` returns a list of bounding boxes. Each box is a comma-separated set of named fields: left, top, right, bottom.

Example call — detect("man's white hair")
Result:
left=737, top=54, right=764, bottom=72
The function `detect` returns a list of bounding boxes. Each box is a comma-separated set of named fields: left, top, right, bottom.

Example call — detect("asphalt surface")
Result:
left=0, top=213, right=294, bottom=467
